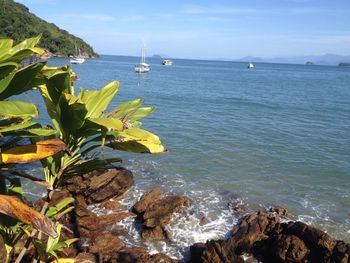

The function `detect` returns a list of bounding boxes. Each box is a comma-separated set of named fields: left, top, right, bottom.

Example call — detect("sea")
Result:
left=23, top=55, right=350, bottom=259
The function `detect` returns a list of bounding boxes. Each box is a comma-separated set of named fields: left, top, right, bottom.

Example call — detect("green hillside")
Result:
left=0, top=0, right=98, bottom=57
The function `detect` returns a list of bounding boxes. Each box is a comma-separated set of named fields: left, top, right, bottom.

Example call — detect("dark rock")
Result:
left=89, top=233, right=123, bottom=254
left=190, top=240, right=244, bottom=263
left=132, top=187, right=164, bottom=214
left=274, top=235, right=309, bottom=262
left=331, top=241, right=350, bottom=263
left=284, top=221, right=336, bottom=262
left=116, top=247, right=179, bottom=263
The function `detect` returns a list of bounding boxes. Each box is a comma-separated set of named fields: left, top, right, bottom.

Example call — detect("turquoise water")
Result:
left=27, top=55, right=350, bottom=255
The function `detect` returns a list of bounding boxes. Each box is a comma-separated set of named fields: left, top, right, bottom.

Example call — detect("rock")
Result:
left=116, top=247, right=179, bottom=263
left=89, top=233, right=123, bottom=254
left=75, top=252, right=97, bottom=263
left=190, top=241, right=244, bottom=263
left=143, top=195, right=191, bottom=228
left=274, top=235, right=309, bottom=262
left=132, top=187, right=164, bottom=214
left=141, top=225, right=167, bottom=240
left=228, top=210, right=279, bottom=254
left=331, top=241, right=350, bottom=263
left=65, top=168, right=134, bottom=204
left=85, top=168, right=134, bottom=203
left=101, top=199, right=122, bottom=212
left=199, top=216, right=209, bottom=226
left=284, top=221, right=336, bottom=262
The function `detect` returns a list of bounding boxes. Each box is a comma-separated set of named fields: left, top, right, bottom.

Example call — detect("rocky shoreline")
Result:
left=24, top=168, right=350, bottom=262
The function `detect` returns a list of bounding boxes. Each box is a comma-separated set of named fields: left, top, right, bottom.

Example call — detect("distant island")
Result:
left=305, top=61, right=314, bottom=65
left=339, top=62, right=350, bottom=67
left=237, top=54, right=350, bottom=66
left=0, top=0, right=98, bottom=58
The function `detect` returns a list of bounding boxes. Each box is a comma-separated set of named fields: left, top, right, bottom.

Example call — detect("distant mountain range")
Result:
left=238, top=54, right=350, bottom=66
left=0, top=0, right=98, bottom=58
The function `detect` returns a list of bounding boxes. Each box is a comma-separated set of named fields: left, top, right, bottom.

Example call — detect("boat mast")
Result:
left=141, top=43, right=146, bottom=64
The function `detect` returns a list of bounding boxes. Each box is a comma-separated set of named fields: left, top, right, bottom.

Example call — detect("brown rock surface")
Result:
left=143, top=195, right=191, bottom=228
left=190, top=207, right=350, bottom=263
left=65, top=168, right=134, bottom=204
left=132, top=190, right=191, bottom=241
left=132, top=187, right=164, bottom=214
left=89, top=233, right=123, bottom=254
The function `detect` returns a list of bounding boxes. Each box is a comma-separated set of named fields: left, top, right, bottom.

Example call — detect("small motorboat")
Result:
left=247, top=63, right=254, bottom=69
left=162, top=59, right=173, bottom=66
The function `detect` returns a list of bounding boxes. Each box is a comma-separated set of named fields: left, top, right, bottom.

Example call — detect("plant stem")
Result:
left=14, top=190, right=53, bottom=263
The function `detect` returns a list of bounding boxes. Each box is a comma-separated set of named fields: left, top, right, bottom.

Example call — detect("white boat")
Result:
left=70, top=57, right=85, bottom=64
left=247, top=63, right=254, bottom=69
left=70, top=47, right=86, bottom=64
left=162, top=59, right=173, bottom=66
left=134, top=43, right=150, bottom=73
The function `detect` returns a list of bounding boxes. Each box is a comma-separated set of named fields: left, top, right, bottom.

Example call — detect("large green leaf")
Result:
left=127, top=106, right=156, bottom=121
left=86, top=117, right=123, bottom=131
left=0, top=101, right=38, bottom=119
left=108, top=140, right=166, bottom=153
left=78, top=80, right=119, bottom=118
left=0, top=39, right=13, bottom=54
left=42, top=66, right=73, bottom=105
left=0, top=62, right=18, bottom=79
left=0, top=62, right=45, bottom=100
left=119, top=128, right=162, bottom=144
left=0, top=122, right=39, bottom=133
left=58, top=93, right=87, bottom=134
left=110, top=98, right=144, bottom=119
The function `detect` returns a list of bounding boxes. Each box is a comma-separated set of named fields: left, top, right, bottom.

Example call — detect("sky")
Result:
left=16, top=0, right=350, bottom=59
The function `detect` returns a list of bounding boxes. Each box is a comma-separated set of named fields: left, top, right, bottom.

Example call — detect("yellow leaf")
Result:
left=0, top=139, right=67, bottom=164
left=0, top=195, right=57, bottom=237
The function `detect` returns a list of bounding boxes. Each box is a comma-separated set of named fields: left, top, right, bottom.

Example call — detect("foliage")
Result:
left=0, top=34, right=165, bottom=262
left=0, top=0, right=98, bottom=58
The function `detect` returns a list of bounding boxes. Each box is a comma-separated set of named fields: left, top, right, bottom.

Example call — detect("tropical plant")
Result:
left=0, top=35, right=166, bottom=262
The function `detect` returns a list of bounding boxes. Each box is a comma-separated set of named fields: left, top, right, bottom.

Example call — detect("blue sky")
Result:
left=16, top=0, right=350, bottom=59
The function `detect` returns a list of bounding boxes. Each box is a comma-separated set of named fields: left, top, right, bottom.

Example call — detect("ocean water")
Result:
left=25, top=55, right=350, bottom=258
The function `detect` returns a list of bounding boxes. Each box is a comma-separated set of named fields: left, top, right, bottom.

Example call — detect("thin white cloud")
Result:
left=63, top=14, right=114, bottom=22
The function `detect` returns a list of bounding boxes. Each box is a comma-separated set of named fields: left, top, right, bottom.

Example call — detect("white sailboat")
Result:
left=134, top=43, right=150, bottom=73
left=70, top=46, right=85, bottom=64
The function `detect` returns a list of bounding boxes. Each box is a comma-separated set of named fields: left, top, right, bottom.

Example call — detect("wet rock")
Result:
left=101, top=199, right=122, bottom=212
left=199, top=216, right=209, bottom=226
left=273, top=235, right=309, bottom=262
left=190, top=241, right=244, bottom=263
left=65, top=168, right=134, bottom=204
left=331, top=241, right=350, bottom=263
left=143, top=195, right=191, bottom=228
left=116, top=247, right=179, bottom=263
left=132, top=187, right=164, bottom=214
left=228, top=210, right=280, bottom=254
left=89, top=233, right=123, bottom=254
left=132, top=189, right=191, bottom=241
left=141, top=225, right=167, bottom=240
left=283, top=221, right=336, bottom=262
left=190, top=207, right=350, bottom=263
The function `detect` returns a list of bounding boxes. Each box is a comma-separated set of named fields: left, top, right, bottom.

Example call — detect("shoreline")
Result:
left=24, top=167, right=349, bottom=262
